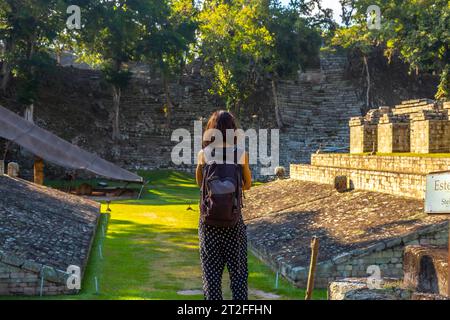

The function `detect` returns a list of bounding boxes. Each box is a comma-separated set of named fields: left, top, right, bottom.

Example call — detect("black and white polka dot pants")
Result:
left=199, top=219, right=248, bottom=300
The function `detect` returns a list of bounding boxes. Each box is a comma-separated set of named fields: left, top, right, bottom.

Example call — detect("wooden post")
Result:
left=34, top=157, right=44, bottom=185
left=305, top=236, right=319, bottom=300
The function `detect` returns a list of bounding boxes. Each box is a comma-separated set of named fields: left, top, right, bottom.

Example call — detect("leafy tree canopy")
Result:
left=331, top=0, right=450, bottom=99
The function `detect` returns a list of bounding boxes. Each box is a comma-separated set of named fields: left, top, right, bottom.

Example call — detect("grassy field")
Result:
left=6, top=170, right=327, bottom=300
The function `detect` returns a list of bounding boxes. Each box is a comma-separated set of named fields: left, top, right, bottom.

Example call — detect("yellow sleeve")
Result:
left=242, top=152, right=252, bottom=190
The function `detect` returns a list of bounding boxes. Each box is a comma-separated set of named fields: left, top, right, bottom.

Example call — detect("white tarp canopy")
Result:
left=0, top=104, right=143, bottom=183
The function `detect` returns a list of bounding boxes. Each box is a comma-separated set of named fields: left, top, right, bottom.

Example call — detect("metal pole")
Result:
left=138, top=181, right=148, bottom=199
left=95, top=276, right=99, bottom=295
left=305, top=236, right=319, bottom=300
left=275, top=272, right=279, bottom=289
left=39, top=275, right=44, bottom=297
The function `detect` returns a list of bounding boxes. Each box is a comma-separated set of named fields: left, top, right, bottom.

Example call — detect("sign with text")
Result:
left=425, top=172, right=450, bottom=214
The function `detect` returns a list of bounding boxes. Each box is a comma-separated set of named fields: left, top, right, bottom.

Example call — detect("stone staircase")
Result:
left=104, top=53, right=365, bottom=176
left=277, top=54, right=363, bottom=169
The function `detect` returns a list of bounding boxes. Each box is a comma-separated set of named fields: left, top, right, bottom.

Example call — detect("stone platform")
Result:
left=243, top=179, right=449, bottom=289
left=328, top=278, right=411, bottom=300
left=0, top=175, right=100, bottom=295
left=291, top=153, right=450, bottom=199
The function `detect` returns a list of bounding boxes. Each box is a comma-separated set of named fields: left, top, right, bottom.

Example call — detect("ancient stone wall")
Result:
left=377, top=114, right=410, bottom=153
left=0, top=53, right=364, bottom=180
left=349, top=118, right=377, bottom=153
left=393, top=99, right=437, bottom=116
left=0, top=261, right=69, bottom=296
left=410, top=112, right=450, bottom=153
left=349, top=99, right=450, bottom=155
left=311, top=154, right=450, bottom=175
left=291, top=163, right=426, bottom=199
left=279, top=223, right=448, bottom=288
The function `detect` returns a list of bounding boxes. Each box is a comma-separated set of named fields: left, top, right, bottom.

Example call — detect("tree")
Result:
left=380, top=0, right=449, bottom=100
left=138, top=0, right=198, bottom=128
left=0, top=0, right=67, bottom=110
left=331, top=24, right=379, bottom=108
left=75, top=0, right=165, bottom=140
left=339, top=0, right=356, bottom=27
left=266, top=1, right=322, bottom=127
left=331, top=0, right=450, bottom=100
left=198, top=0, right=274, bottom=115
left=198, top=0, right=321, bottom=126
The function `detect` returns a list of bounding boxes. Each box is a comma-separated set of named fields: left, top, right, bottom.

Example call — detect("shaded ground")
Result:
left=243, top=179, right=448, bottom=267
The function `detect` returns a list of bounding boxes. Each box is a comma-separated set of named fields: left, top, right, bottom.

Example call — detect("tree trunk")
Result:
left=233, top=100, right=241, bottom=117
left=1, top=37, right=15, bottom=92
left=24, top=104, right=34, bottom=123
left=163, top=75, right=173, bottom=128
left=56, top=51, right=62, bottom=65
left=271, top=79, right=283, bottom=128
left=112, top=85, right=121, bottom=141
left=1, top=63, right=11, bottom=92
left=363, top=55, right=371, bottom=109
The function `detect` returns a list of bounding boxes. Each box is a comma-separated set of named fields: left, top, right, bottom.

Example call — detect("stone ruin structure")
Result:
left=0, top=53, right=363, bottom=180
left=243, top=98, right=450, bottom=299
left=350, top=99, right=450, bottom=154
left=0, top=174, right=99, bottom=296
left=243, top=178, right=448, bottom=293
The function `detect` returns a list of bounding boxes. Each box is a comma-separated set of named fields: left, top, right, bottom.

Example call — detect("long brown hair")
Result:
left=202, top=110, right=237, bottom=148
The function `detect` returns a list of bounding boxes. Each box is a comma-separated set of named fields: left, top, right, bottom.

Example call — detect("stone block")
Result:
left=328, top=278, right=367, bottom=300
left=332, top=252, right=351, bottom=264
left=350, top=123, right=377, bottom=154
left=411, top=118, right=450, bottom=153
left=334, top=175, right=351, bottom=192
left=403, top=245, right=448, bottom=296
left=1, top=254, right=25, bottom=268
left=22, top=260, right=43, bottom=274
left=328, top=278, right=407, bottom=300
left=23, top=287, right=37, bottom=295
left=7, top=162, right=19, bottom=178
left=377, top=122, right=410, bottom=153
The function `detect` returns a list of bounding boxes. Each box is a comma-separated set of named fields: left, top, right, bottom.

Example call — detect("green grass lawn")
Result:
left=6, top=170, right=327, bottom=300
